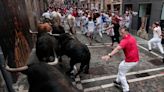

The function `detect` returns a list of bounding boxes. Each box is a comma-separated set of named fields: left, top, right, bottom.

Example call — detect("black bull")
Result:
left=56, top=33, right=91, bottom=76
left=36, top=32, right=59, bottom=63
left=5, top=62, right=81, bottom=92
left=4, top=32, right=81, bottom=92
left=24, top=63, right=81, bottom=92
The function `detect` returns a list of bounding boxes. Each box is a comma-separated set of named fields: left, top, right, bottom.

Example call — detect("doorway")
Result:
left=160, top=3, right=164, bottom=44
left=124, top=4, right=132, bottom=13
left=138, top=3, right=152, bottom=33
left=114, top=4, right=120, bottom=11
left=107, top=4, right=111, bottom=10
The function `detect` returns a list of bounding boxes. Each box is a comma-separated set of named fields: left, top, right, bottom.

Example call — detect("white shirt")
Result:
left=96, top=16, right=102, bottom=28
left=106, top=16, right=112, bottom=25
left=124, top=15, right=131, bottom=28
left=153, top=26, right=162, bottom=39
left=87, top=21, right=95, bottom=32
left=61, top=15, right=65, bottom=22
left=81, top=16, right=87, bottom=26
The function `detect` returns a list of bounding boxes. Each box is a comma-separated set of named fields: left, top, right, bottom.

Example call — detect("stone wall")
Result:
left=0, top=0, right=48, bottom=83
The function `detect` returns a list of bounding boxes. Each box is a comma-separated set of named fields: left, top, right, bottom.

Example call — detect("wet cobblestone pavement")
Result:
left=75, top=27, right=164, bottom=92
left=7, top=25, right=164, bottom=92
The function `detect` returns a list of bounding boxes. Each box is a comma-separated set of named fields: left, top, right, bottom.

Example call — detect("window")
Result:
left=139, top=4, right=151, bottom=17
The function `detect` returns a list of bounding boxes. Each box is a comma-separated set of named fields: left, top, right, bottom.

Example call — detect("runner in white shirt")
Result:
left=96, top=13, right=103, bottom=40
left=148, top=22, right=164, bottom=54
left=103, top=13, right=115, bottom=46
left=81, top=13, right=88, bottom=34
left=87, top=17, right=95, bottom=45
left=124, top=12, right=131, bottom=29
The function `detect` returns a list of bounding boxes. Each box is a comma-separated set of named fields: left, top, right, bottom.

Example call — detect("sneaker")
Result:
left=148, top=49, right=152, bottom=52
left=113, top=80, right=121, bottom=87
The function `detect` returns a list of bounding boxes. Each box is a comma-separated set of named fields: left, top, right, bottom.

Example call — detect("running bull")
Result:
left=35, top=23, right=59, bottom=63
left=56, top=33, right=91, bottom=76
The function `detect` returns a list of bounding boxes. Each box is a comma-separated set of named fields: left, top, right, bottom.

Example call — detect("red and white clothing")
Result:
left=86, top=20, right=95, bottom=37
left=148, top=26, right=164, bottom=54
left=116, top=60, right=138, bottom=92
left=81, top=16, right=88, bottom=34
left=116, top=34, right=139, bottom=92
left=87, top=20, right=95, bottom=33
left=119, top=34, right=139, bottom=62
left=124, top=15, right=131, bottom=28
left=72, top=11, right=78, bottom=17
left=107, top=28, right=114, bottom=36
left=96, top=16, right=103, bottom=38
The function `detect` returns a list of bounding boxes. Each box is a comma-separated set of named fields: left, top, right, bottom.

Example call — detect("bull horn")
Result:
left=5, top=65, right=28, bottom=72
left=29, top=29, right=38, bottom=34
left=4, top=57, right=28, bottom=72
left=48, top=57, right=58, bottom=65
left=48, top=32, right=60, bottom=36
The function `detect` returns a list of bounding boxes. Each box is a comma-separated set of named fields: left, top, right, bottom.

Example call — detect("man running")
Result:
left=101, top=27, right=139, bottom=92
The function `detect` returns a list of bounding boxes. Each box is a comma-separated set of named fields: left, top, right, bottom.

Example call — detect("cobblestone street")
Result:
left=1, top=0, right=164, bottom=91
left=0, top=24, right=164, bottom=92
left=74, top=27, right=164, bottom=92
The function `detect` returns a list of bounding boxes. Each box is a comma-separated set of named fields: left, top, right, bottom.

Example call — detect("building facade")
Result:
left=106, top=0, right=122, bottom=14
left=123, top=0, right=164, bottom=33
left=80, top=0, right=122, bottom=12
left=80, top=0, right=105, bottom=11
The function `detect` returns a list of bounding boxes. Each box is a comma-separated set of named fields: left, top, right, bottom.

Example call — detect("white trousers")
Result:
left=76, top=17, right=81, bottom=27
left=82, top=26, right=87, bottom=34
left=116, top=60, right=138, bottom=92
left=148, top=37, right=164, bottom=54
left=97, top=28, right=103, bottom=38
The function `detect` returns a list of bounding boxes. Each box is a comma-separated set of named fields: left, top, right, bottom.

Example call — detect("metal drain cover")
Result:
left=135, top=73, right=150, bottom=78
